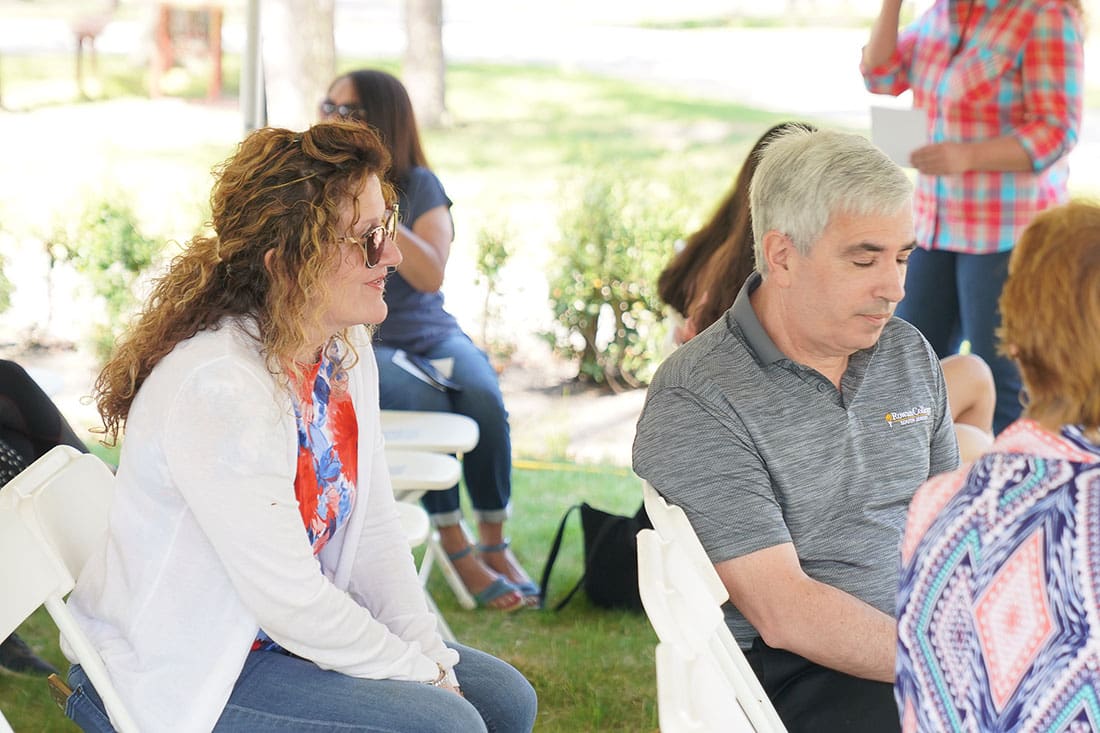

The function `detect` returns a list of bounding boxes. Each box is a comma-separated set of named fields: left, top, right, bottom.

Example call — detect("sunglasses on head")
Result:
left=340, top=204, right=399, bottom=268
left=319, top=99, right=366, bottom=119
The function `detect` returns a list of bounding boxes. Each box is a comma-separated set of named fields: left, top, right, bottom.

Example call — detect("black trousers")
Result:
left=744, top=637, right=900, bottom=733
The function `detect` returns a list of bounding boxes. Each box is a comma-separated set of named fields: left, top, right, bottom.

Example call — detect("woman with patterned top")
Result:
left=896, top=200, right=1100, bottom=732
left=861, top=0, right=1085, bottom=435
left=320, top=69, right=538, bottom=612
left=61, top=121, right=536, bottom=732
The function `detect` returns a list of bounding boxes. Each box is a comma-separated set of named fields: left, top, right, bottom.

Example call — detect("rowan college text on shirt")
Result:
left=885, top=406, right=932, bottom=427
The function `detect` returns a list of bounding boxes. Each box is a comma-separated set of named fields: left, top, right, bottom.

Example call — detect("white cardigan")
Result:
left=65, top=320, right=457, bottom=732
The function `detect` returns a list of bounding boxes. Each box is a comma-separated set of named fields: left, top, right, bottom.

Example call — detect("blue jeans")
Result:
left=66, top=642, right=537, bottom=732
left=895, top=247, right=1022, bottom=434
left=375, top=334, right=512, bottom=526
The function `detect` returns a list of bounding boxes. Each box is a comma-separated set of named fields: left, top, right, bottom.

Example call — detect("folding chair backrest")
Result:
left=655, top=641, right=755, bottom=733
left=0, top=490, right=59, bottom=641
left=0, top=445, right=105, bottom=640
left=641, top=480, right=728, bottom=604
left=638, top=529, right=788, bottom=733
left=395, top=500, right=431, bottom=548
left=0, top=445, right=139, bottom=733
left=637, top=528, right=723, bottom=648
left=8, top=446, right=113, bottom=582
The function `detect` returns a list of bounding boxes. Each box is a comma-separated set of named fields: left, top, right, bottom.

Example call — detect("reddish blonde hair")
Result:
left=998, top=200, right=1100, bottom=430
left=95, top=121, right=393, bottom=443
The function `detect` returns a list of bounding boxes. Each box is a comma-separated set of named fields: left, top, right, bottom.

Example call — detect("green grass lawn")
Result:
left=430, top=462, right=659, bottom=732
left=1, top=462, right=657, bottom=732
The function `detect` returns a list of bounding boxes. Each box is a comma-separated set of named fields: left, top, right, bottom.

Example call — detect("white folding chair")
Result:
left=384, top=447, right=478, bottom=610
left=382, top=412, right=484, bottom=610
left=394, top=501, right=457, bottom=642
left=386, top=447, right=463, bottom=502
left=655, top=641, right=755, bottom=733
left=381, top=410, right=479, bottom=454
left=0, top=445, right=139, bottom=733
left=637, top=481, right=787, bottom=733
left=641, top=480, right=727, bottom=604
left=396, top=496, right=432, bottom=547
left=0, top=709, right=14, bottom=733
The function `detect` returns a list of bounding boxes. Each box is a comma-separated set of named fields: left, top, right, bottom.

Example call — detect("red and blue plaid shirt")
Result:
left=862, top=0, right=1084, bottom=254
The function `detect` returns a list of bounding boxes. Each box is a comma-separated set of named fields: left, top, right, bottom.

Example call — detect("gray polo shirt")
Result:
left=633, top=273, right=959, bottom=646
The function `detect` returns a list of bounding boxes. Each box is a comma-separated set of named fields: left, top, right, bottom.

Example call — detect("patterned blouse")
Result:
left=289, top=341, right=359, bottom=554
left=896, top=419, right=1100, bottom=732
left=253, top=340, right=359, bottom=652
left=861, top=0, right=1084, bottom=255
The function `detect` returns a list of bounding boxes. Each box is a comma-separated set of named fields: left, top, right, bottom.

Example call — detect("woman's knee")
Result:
left=941, top=353, right=996, bottom=433
left=452, top=645, right=537, bottom=733
left=454, top=391, right=509, bottom=432
left=405, top=691, right=489, bottom=733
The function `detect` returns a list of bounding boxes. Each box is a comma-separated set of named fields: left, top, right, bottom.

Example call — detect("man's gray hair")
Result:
left=750, top=127, right=913, bottom=274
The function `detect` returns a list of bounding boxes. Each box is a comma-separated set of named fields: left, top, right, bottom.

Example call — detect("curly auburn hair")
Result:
left=998, top=199, right=1100, bottom=433
left=94, top=120, right=393, bottom=443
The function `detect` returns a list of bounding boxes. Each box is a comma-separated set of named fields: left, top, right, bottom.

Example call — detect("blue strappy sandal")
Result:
left=446, top=545, right=526, bottom=612
left=478, top=540, right=541, bottom=606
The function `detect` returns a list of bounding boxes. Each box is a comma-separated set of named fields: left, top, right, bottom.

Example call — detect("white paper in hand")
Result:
left=871, top=106, right=928, bottom=168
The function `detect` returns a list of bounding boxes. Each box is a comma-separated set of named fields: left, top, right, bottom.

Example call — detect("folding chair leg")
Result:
left=417, top=538, right=435, bottom=583
left=426, top=531, right=477, bottom=610
left=399, top=488, right=475, bottom=609
left=47, top=674, right=72, bottom=710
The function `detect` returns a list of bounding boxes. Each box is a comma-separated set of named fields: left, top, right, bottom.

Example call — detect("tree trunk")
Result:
left=403, top=0, right=446, bottom=128
left=261, top=0, right=335, bottom=130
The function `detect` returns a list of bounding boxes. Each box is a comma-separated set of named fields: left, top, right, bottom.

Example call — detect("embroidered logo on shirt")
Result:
left=885, top=405, right=932, bottom=427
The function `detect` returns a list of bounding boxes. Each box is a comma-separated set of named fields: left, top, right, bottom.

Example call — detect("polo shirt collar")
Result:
left=730, top=271, right=785, bottom=365
left=730, top=271, right=880, bottom=399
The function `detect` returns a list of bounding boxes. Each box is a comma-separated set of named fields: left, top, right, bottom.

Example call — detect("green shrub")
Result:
left=55, top=194, right=162, bottom=361
left=473, top=220, right=516, bottom=365
left=0, top=251, right=13, bottom=315
left=544, top=173, right=685, bottom=390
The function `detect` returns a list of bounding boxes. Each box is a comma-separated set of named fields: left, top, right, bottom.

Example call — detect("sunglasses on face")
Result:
left=319, top=99, right=366, bottom=119
left=340, top=204, right=399, bottom=268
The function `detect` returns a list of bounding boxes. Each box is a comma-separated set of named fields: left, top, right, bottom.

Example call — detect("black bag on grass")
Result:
left=537, top=502, right=652, bottom=611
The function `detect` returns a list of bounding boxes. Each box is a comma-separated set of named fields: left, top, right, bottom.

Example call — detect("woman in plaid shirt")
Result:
left=861, top=0, right=1084, bottom=436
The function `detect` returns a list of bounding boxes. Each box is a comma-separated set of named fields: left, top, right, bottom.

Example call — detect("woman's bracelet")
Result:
left=426, top=662, right=448, bottom=687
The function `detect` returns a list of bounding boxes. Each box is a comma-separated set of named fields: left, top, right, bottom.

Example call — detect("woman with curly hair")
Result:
left=62, top=120, right=536, bottom=733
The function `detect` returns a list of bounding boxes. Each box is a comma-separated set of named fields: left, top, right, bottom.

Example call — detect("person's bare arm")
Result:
left=716, top=542, right=897, bottom=682
left=393, top=204, right=453, bottom=292
left=910, top=135, right=1033, bottom=176
left=862, top=0, right=904, bottom=70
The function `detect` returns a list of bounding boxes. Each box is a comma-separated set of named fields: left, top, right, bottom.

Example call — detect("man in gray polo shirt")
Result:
left=633, top=127, right=959, bottom=732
